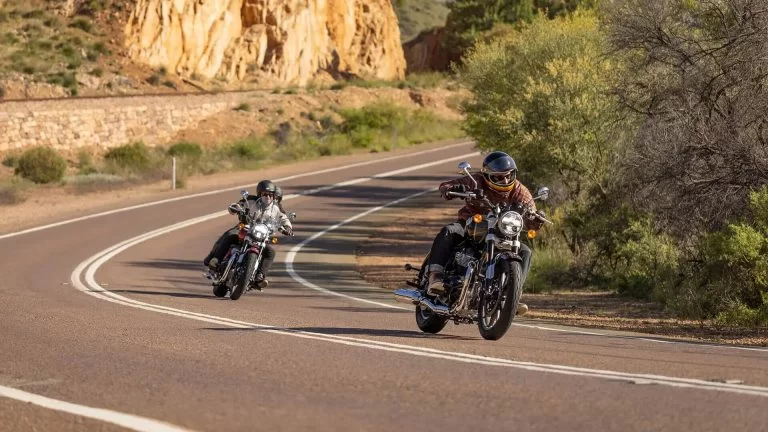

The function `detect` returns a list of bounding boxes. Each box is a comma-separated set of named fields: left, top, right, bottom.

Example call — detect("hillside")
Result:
left=0, top=0, right=450, bottom=100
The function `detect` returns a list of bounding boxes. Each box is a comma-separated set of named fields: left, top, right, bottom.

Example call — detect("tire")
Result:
left=231, top=253, right=259, bottom=301
left=477, top=260, right=522, bottom=341
left=414, top=254, right=448, bottom=334
left=212, top=284, right=228, bottom=297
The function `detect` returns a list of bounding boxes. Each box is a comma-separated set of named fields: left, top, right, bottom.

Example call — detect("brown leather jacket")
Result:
left=439, top=173, right=544, bottom=230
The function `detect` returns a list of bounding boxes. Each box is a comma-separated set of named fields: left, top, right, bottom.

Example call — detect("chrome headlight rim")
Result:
left=498, top=211, right=523, bottom=237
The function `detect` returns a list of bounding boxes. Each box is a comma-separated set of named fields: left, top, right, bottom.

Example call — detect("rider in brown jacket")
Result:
left=426, top=151, right=544, bottom=315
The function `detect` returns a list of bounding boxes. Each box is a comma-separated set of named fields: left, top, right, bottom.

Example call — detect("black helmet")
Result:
left=256, top=179, right=277, bottom=195
left=274, top=185, right=283, bottom=203
left=481, top=151, right=517, bottom=192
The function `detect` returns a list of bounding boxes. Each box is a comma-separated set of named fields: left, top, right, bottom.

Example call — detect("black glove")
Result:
left=443, top=184, right=466, bottom=200
left=282, top=227, right=294, bottom=236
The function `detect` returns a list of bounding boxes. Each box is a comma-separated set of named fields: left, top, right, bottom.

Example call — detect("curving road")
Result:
left=2, top=141, right=768, bottom=432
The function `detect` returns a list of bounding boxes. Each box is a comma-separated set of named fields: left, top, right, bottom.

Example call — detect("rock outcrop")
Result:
left=124, top=0, right=406, bottom=86
left=403, top=27, right=452, bottom=73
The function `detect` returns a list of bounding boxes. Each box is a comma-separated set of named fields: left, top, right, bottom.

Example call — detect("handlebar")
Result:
left=445, top=191, right=553, bottom=225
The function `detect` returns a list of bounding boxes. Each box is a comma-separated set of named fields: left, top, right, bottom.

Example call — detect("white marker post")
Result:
left=171, top=157, right=176, bottom=190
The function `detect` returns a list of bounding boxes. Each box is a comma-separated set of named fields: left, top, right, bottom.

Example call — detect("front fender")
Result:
left=485, top=251, right=522, bottom=280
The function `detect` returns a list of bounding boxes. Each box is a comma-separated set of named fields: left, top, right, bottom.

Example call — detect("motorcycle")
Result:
left=394, top=161, right=552, bottom=340
left=208, top=190, right=296, bottom=300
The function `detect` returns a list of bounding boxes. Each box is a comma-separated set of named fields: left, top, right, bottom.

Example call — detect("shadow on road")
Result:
left=202, top=326, right=478, bottom=341
left=111, top=288, right=216, bottom=300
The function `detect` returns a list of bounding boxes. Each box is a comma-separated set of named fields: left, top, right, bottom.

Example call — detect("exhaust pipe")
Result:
left=393, top=288, right=450, bottom=315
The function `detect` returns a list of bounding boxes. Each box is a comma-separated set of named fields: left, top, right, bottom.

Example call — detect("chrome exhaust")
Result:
left=393, top=288, right=450, bottom=315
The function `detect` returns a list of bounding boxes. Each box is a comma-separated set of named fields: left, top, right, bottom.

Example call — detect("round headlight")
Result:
left=498, top=211, right=523, bottom=236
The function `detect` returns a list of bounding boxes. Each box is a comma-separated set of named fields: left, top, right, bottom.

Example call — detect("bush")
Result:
left=14, top=146, right=67, bottom=184
left=168, top=141, right=203, bottom=159
left=226, top=138, right=271, bottom=161
left=104, top=141, right=151, bottom=172
left=2, top=154, right=19, bottom=168
left=0, top=178, right=33, bottom=205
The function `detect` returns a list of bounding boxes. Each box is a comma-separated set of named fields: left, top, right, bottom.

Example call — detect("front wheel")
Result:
left=231, top=253, right=259, bottom=301
left=414, top=254, right=448, bottom=334
left=477, top=260, right=522, bottom=341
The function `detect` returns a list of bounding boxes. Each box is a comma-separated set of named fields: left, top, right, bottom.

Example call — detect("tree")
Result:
left=605, top=0, right=768, bottom=237
left=458, top=10, right=628, bottom=255
left=443, top=0, right=593, bottom=64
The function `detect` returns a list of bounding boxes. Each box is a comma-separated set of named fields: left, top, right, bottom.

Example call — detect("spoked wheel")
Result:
left=231, top=253, right=259, bottom=301
left=414, top=254, right=448, bottom=334
left=477, top=260, right=522, bottom=341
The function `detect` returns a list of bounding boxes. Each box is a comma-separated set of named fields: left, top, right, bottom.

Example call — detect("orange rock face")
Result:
left=124, top=0, right=406, bottom=86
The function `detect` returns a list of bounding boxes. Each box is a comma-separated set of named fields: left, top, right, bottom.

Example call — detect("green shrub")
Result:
left=104, top=142, right=151, bottom=172
left=2, top=154, right=19, bottom=168
left=168, top=141, right=203, bottom=159
left=226, top=138, right=270, bottom=161
left=76, top=150, right=98, bottom=175
left=14, top=146, right=67, bottom=184
left=69, top=17, right=93, bottom=33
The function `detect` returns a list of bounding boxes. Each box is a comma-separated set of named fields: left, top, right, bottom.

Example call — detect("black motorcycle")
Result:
left=207, top=190, right=295, bottom=300
left=394, top=161, right=551, bottom=340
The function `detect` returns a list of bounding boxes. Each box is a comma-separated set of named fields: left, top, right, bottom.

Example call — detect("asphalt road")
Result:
left=1, top=140, right=767, bottom=432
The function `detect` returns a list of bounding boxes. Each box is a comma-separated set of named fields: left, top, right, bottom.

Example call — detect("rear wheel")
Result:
left=414, top=254, right=448, bottom=334
left=477, top=260, right=521, bottom=341
left=231, top=253, right=259, bottom=301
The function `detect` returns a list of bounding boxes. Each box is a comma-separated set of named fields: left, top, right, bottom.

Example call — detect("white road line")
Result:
left=0, top=140, right=473, bottom=241
left=65, top=158, right=768, bottom=399
left=0, top=385, right=194, bottom=432
left=285, top=187, right=438, bottom=309
left=69, top=212, right=768, bottom=399
left=284, top=192, right=768, bottom=354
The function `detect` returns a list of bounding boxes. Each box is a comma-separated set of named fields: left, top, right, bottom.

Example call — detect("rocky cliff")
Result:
left=124, top=0, right=406, bottom=86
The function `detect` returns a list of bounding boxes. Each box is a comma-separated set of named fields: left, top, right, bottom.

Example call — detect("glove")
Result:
left=228, top=203, right=243, bottom=215
left=282, top=226, right=294, bottom=236
left=443, top=184, right=466, bottom=200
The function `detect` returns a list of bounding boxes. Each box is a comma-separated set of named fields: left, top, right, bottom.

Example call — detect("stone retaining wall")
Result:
left=0, top=92, right=257, bottom=153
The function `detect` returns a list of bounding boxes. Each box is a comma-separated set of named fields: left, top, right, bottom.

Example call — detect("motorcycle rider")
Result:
left=204, top=179, right=293, bottom=289
left=425, top=151, right=544, bottom=316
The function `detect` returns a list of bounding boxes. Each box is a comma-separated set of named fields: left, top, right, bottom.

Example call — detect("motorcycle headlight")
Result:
left=498, top=211, right=523, bottom=237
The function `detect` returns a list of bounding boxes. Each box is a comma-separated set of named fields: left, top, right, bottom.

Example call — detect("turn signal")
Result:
left=527, top=230, right=537, bottom=239
left=238, top=223, right=245, bottom=229
left=271, top=237, right=279, bottom=244
left=473, top=214, right=483, bottom=223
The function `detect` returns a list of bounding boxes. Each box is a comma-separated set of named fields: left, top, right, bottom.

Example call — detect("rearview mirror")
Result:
left=241, top=189, right=249, bottom=200
left=289, top=212, right=297, bottom=221
left=534, top=187, right=550, bottom=201
left=457, top=161, right=479, bottom=189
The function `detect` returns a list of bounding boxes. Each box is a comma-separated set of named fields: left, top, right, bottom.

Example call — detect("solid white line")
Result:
left=284, top=187, right=438, bottom=309
left=65, top=159, right=768, bottom=399
left=69, top=221, right=768, bottom=399
left=0, top=385, right=194, bottom=432
left=0, top=140, right=473, bottom=241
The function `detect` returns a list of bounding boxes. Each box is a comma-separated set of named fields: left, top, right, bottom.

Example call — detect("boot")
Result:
left=207, top=257, right=219, bottom=272
left=517, top=302, right=529, bottom=316
left=254, top=272, right=268, bottom=291
left=426, top=272, right=445, bottom=296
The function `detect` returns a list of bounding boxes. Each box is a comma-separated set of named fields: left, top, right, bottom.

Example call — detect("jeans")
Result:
left=204, top=227, right=276, bottom=277
left=426, top=221, right=533, bottom=286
